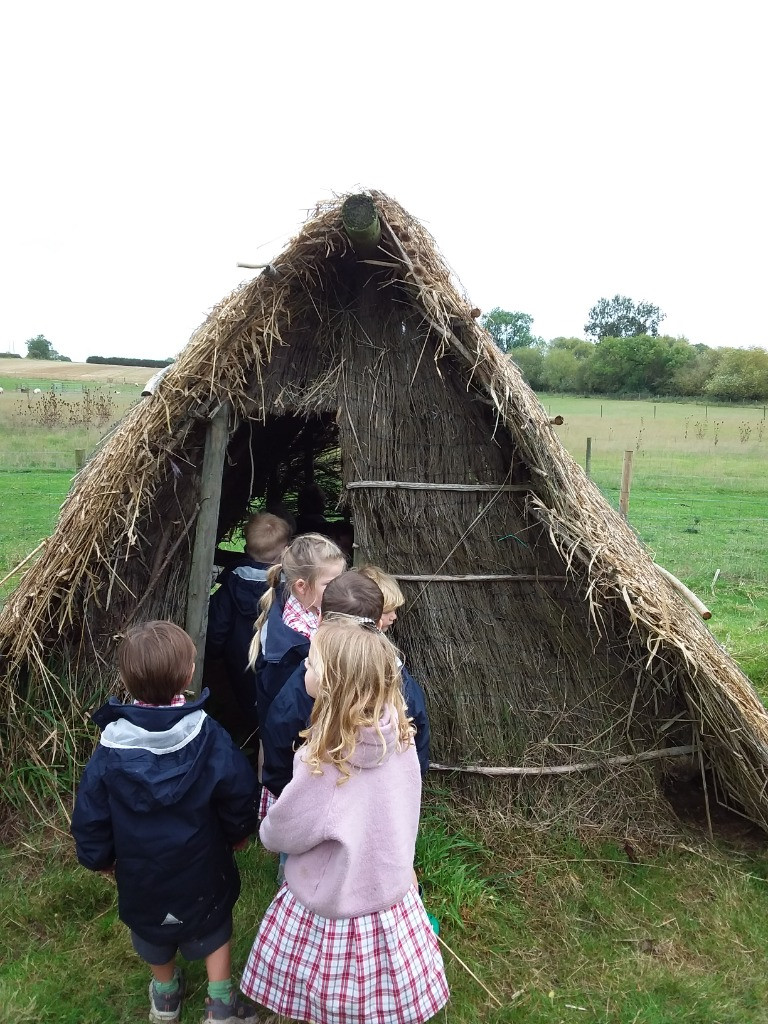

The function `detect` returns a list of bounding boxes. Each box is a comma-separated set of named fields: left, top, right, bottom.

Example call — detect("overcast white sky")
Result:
left=1, top=1, right=765, bottom=362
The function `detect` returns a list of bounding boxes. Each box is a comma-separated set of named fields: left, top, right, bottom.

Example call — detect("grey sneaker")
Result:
left=202, top=992, right=262, bottom=1023
left=149, top=967, right=185, bottom=1023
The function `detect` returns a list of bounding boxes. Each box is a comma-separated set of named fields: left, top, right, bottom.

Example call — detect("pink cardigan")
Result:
left=259, top=708, right=421, bottom=919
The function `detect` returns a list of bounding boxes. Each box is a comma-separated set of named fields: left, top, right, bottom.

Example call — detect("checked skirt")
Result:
left=240, top=883, right=449, bottom=1024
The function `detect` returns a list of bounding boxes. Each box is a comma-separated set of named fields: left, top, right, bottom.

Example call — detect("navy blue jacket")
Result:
left=206, top=557, right=270, bottom=718
left=71, top=691, right=259, bottom=945
left=254, top=591, right=310, bottom=728
left=262, top=662, right=431, bottom=797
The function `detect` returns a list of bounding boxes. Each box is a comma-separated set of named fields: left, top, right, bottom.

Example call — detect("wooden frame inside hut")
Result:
left=3, top=191, right=768, bottom=832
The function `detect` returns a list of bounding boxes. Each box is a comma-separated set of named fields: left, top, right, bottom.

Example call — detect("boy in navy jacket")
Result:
left=71, top=621, right=261, bottom=1024
left=206, top=512, right=292, bottom=738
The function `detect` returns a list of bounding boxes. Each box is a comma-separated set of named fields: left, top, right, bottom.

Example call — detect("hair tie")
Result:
left=357, top=617, right=383, bottom=634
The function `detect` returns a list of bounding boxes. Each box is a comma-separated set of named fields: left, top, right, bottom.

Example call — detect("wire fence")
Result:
left=0, top=378, right=142, bottom=393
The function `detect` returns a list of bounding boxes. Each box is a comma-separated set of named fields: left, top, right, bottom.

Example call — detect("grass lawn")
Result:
left=4, top=799, right=768, bottom=1022
left=2, top=393, right=768, bottom=1020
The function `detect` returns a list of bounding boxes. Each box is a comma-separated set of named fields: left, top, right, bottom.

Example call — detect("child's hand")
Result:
left=99, top=864, right=116, bottom=876
left=233, top=837, right=250, bottom=851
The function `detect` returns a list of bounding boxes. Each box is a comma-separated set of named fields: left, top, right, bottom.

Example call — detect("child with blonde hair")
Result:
left=359, top=562, right=405, bottom=631
left=241, top=618, right=449, bottom=1024
left=249, top=532, right=346, bottom=729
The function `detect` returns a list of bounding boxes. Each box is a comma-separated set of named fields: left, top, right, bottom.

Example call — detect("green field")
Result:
left=2, top=394, right=768, bottom=1021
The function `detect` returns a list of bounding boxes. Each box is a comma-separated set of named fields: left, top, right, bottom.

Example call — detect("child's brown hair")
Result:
left=321, top=570, right=384, bottom=623
left=118, top=620, right=195, bottom=705
left=244, top=512, right=293, bottom=563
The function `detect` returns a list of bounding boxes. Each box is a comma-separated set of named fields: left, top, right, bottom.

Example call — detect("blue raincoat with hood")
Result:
left=71, top=690, right=259, bottom=945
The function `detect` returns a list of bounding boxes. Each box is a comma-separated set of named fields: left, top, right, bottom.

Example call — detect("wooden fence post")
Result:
left=585, top=437, right=592, bottom=479
left=186, top=403, right=229, bottom=697
left=74, top=449, right=85, bottom=471
left=620, top=450, right=634, bottom=519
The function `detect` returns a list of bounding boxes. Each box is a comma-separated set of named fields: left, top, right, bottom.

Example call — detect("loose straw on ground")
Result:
left=435, top=933, right=504, bottom=1008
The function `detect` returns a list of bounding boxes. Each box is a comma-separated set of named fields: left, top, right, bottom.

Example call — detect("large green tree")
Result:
left=481, top=308, right=540, bottom=352
left=26, top=334, right=59, bottom=360
left=584, top=295, right=665, bottom=341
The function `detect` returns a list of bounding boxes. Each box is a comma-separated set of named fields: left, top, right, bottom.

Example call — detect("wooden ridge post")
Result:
left=341, top=194, right=381, bottom=254
left=186, top=402, right=229, bottom=696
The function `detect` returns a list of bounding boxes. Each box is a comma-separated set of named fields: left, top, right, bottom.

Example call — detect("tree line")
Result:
left=18, top=336, right=173, bottom=369
left=482, top=297, right=768, bottom=402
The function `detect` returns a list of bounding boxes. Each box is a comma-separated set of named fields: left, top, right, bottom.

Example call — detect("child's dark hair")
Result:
left=321, top=570, right=384, bottom=623
left=118, top=620, right=195, bottom=705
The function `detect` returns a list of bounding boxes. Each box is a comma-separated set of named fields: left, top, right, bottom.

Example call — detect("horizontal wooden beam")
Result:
left=430, top=744, right=697, bottom=777
left=393, top=573, right=566, bottom=583
left=346, top=480, right=529, bottom=493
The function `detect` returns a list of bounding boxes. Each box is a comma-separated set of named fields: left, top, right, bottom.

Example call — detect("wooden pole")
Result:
left=186, top=403, right=229, bottom=696
left=346, top=480, right=529, bottom=493
left=619, top=450, right=634, bottom=519
left=655, top=564, right=712, bottom=619
left=74, top=449, right=85, bottom=471
left=585, top=437, right=592, bottom=479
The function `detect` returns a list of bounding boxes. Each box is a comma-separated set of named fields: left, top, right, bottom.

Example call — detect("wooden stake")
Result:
left=619, top=450, right=634, bottom=518
left=186, top=403, right=229, bottom=696
left=585, top=437, right=592, bottom=479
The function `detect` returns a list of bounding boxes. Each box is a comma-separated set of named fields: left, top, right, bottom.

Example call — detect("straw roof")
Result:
left=2, top=190, right=768, bottom=832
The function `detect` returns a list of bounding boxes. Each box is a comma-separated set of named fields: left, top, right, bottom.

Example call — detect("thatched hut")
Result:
left=2, top=191, right=768, bottom=832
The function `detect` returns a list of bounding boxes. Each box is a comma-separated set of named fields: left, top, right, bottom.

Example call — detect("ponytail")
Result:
left=248, top=562, right=283, bottom=668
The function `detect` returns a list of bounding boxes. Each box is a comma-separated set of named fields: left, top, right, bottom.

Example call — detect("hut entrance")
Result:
left=201, top=408, right=348, bottom=747
left=217, top=410, right=348, bottom=552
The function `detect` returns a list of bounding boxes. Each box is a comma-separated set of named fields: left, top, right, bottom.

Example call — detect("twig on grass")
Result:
left=435, top=932, right=504, bottom=1007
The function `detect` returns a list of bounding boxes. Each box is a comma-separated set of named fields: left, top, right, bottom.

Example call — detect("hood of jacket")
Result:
left=91, top=690, right=215, bottom=811
left=346, top=706, right=399, bottom=770
left=227, top=559, right=270, bottom=618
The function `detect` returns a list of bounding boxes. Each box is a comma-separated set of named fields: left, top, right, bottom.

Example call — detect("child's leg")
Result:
left=150, top=958, right=178, bottom=984
left=203, top=939, right=262, bottom=1021
left=205, top=940, right=232, bottom=984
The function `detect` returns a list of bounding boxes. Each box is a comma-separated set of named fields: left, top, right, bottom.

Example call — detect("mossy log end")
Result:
left=341, top=194, right=381, bottom=252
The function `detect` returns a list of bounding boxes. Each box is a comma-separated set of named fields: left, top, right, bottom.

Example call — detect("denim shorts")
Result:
left=131, top=912, right=233, bottom=965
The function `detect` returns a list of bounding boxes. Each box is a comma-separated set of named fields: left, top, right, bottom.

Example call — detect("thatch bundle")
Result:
left=2, top=190, right=768, bottom=833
